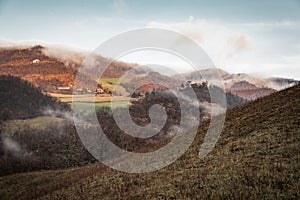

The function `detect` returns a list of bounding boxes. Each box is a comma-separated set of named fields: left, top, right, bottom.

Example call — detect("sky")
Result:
left=0, top=0, right=300, bottom=79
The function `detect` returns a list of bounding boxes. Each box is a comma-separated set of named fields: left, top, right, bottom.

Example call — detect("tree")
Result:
left=145, top=91, right=150, bottom=98
left=131, top=92, right=139, bottom=98
left=151, top=88, right=156, bottom=96
left=97, top=83, right=103, bottom=89
left=1, top=108, right=10, bottom=121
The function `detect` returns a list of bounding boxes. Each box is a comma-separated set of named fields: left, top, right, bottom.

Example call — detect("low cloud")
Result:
left=0, top=38, right=41, bottom=49
left=0, top=38, right=88, bottom=68
left=230, top=35, right=250, bottom=52
left=147, top=18, right=251, bottom=68
left=2, top=136, right=23, bottom=158
left=42, top=45, right=89, bottom=67
left=43, top=108, right=74, bottom=122
left=42, top=107, right=95, bottom=130
left=237, top=21, right=300, bottom=30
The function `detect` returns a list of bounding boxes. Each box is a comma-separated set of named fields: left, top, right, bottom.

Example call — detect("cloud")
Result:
left=230, top=35, right=250, bottom=52
left=147, top=18, right=251, bottom=68
left=146, top=18, right=300, bottom=79
left=284, top=54, right=300, bottom=63
left=237, top=21, right=300, bottom=30
left=42, top=44, right=89, bottom=66
left=0, top=38, right=41, bottom=48
left=2, top=136, right=23, bottom=158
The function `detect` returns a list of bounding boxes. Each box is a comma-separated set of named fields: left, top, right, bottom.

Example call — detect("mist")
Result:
left=1, top=135, right=24, bottom=159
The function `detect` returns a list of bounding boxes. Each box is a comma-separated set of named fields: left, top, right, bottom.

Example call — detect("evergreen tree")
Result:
left=145, top=91, right=150, bottom=98
left=151, top=88, right=156, bottom=96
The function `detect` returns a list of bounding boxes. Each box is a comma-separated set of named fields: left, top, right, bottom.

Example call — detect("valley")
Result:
left=0, top=44, right=299, bottom=199
left=1, top=1, right=299, bottom=199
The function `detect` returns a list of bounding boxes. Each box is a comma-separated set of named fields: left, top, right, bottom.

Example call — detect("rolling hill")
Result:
left=0, top=44, right=247, bottom=111
left=182, top=69, right=299, bottom=100
left=1, top=44, right=297, bottom=101
left=0, top=45, right=136, bottom=93
left=0, top=75, right=69, bottom=120
left=0, top=83, right=299, bottom=199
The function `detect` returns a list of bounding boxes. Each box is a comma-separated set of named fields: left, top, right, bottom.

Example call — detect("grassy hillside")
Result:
left=0, top=45, right=136, bottom=93
left=0, top=75, right=69, bottom=120
left=0, top=84, right=299, bottom=199
left=0, top=45, right=80, bottom=93
left=98, top=78, right=130, bottom=96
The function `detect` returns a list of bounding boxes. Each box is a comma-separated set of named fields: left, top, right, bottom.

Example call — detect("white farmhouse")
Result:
left=58, top=86, right=71, bottom=90
left=32, top=59, right=40, bottom=64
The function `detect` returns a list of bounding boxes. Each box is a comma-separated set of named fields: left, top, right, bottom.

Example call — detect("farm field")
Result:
left=48, top=93, right=135, bottom=112
left=49, top=93, right=132, bottom=103
left=98, top=78, right=131, bottom=96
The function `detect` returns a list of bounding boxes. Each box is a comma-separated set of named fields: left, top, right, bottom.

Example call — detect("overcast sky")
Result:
left=0, top=0, right=300, bottom=79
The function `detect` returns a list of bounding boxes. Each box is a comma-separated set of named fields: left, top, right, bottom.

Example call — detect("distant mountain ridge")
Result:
left=181, top=69, right=299, bottom=100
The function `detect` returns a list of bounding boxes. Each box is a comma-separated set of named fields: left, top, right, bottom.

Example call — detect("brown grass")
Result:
left=0, top=84, right=299, bottom=199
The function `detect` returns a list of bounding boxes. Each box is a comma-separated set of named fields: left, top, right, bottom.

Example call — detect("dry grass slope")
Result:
left=0, top=84, right=299, bottom=199
left=0, top=75, right=69, bottom=120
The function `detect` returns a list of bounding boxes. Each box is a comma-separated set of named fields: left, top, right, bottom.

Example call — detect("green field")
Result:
left=72, top=101, right=131, bottom=113
left=98, top=77, right=131, bottom=85
left=1, top=116, right=65, bottom=135
left=49, top=93, right=132, bottom=103
left=98, top=78, right=131, bottom=96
